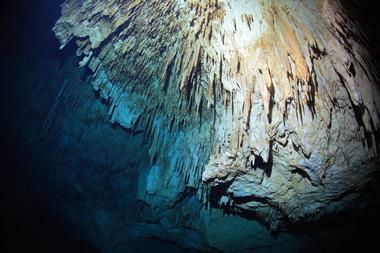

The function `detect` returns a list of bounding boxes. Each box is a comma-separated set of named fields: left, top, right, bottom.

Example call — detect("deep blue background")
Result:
left=1, top=1, right=101, bottom=252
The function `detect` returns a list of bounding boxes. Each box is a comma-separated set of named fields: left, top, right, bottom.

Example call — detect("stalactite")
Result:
left=54, top=0, right=380, bottom=230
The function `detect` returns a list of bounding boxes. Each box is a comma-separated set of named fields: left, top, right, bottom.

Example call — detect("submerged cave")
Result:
left=2, top=0, right=380, bottom=252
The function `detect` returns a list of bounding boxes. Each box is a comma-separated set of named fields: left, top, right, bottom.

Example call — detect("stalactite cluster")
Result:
left=54, top=0, right=380, bottom=232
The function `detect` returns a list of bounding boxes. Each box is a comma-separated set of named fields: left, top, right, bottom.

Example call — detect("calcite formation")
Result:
left=54, top=0, right=380, bottom=232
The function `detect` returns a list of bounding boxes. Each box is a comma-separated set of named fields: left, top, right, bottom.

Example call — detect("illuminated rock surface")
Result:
left=5, top=0, right=373, bottom=251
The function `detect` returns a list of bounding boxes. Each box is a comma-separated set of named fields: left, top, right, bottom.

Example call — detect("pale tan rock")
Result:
left=54, top=0, right=380, bottom=229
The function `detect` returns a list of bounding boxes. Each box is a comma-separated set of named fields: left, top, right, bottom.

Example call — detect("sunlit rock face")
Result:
left=54, top=0, right=379, bottom=247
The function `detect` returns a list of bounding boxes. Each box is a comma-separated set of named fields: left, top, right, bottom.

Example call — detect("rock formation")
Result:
left=53, top=0, right=380, bottom=250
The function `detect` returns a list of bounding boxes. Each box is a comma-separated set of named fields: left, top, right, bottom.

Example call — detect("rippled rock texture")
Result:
left=52, top=0, right=380, bottom=251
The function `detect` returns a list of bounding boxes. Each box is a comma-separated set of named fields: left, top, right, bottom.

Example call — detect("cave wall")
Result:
left=53, top=0, right=380, bottom=229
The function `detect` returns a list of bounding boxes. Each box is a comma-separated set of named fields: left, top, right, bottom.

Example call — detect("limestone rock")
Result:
left=54, top=0, right=380, bottom=235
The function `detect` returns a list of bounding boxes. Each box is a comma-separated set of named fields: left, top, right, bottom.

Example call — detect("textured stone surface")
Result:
left=52, top=0, right=380, bottom=250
